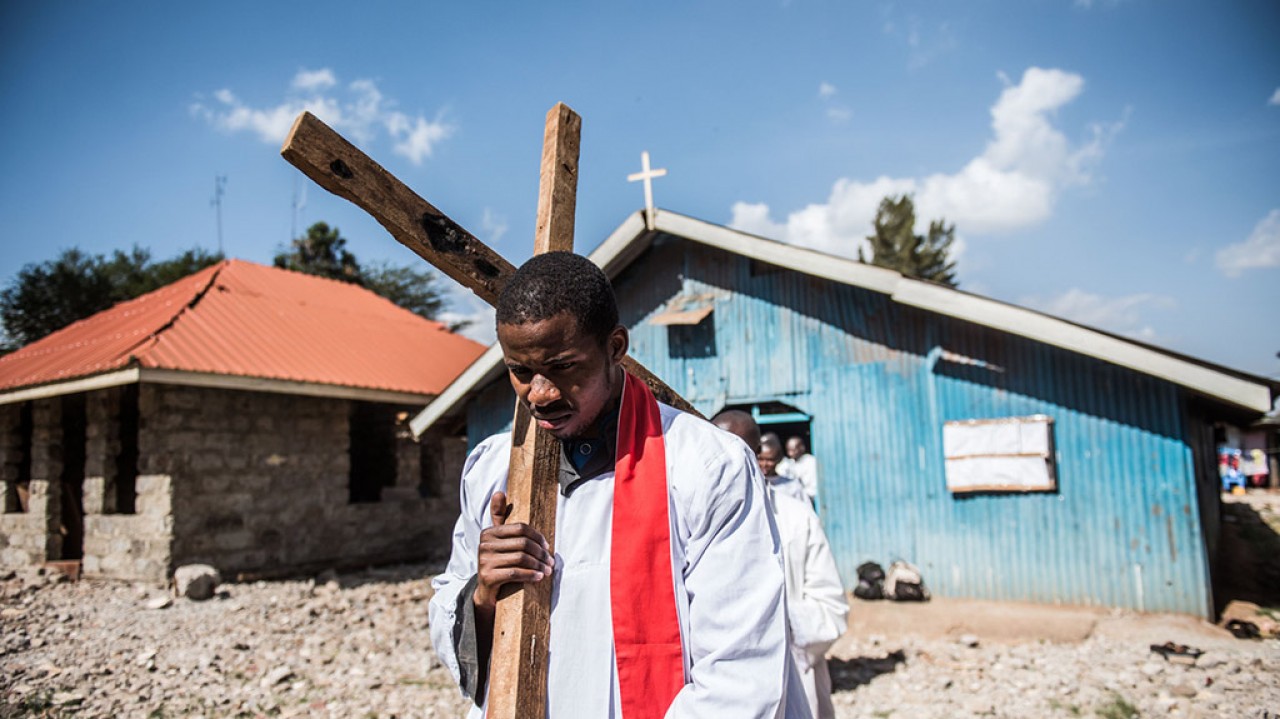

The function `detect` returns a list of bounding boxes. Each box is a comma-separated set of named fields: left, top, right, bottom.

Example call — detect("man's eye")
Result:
left=509, top=367, right=533, bottom=380
left=550, top=363, right=574, bottom=372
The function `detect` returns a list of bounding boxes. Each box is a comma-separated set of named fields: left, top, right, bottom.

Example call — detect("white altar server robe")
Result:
left=429, top=402, right=813, bottom=719
left=770, top=490, right=849, bottom=719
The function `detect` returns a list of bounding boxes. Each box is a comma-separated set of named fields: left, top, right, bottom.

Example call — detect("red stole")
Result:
left=611, top=373, right=685, bottom=718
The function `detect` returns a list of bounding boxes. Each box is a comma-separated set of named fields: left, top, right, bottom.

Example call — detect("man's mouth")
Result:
left=533, top=411, right=572, bottom=431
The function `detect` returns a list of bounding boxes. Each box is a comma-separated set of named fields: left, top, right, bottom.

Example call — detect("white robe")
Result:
left=429, top=402, right=813, bottom=718
left=770, top=490, right=849, bottom=719
left=777, top=454, right=819, bottom=501
left=768, top=472, right=810, bottom=506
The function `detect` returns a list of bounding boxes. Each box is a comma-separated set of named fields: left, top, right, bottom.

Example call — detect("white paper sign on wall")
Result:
left=943, top=415, right=1056, bottom=493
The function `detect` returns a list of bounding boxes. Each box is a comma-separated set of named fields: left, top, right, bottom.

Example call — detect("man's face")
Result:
left=497, top=312, right=628, bottom=440
left=758, top=444, right=782, bottom=477
left=785, top=437, right=805, bottom=459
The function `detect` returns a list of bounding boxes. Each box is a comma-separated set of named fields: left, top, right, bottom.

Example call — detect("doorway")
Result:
left=719, top=400, right=813, bottom=453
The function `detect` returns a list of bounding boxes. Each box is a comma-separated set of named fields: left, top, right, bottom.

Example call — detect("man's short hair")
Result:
left=712, top=410, right=761, bottom=453
left=496, top=252, right=619, bottom=343
left=761, top=433, right=783, bottom=453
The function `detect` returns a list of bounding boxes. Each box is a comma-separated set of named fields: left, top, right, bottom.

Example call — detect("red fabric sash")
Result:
left=611, top=373, right=685, bottom=718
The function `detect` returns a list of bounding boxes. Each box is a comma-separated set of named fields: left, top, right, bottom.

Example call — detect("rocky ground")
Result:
left=2, top=492, right=1278, bottom=718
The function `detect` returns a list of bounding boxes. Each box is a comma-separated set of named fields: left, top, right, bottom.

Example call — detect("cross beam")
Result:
left=281, top=107, right=700, bottom=719
left=280, top=111, right=697, bottom=416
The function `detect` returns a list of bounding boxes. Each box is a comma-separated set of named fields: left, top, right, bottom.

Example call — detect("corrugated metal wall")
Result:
left=467, top=234, right=1218, bottom=616
left=616, top=235, right=1214, bottom=616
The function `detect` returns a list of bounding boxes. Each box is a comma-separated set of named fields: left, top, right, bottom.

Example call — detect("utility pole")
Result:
left=291, top=174, right=308, bottom=241
left=212, top=175, right=227, bottom=254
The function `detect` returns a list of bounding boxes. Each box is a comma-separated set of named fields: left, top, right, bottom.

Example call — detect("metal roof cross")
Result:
left=627, top=151, right=667, bottom=230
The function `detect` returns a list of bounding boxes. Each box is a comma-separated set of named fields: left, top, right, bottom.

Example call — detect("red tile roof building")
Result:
left=0, top=260, right=487, bottom=582
left=0, top=259, right=485, bottom=401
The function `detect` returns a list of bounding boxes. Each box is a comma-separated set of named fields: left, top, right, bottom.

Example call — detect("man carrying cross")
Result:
left=280, top=103, right=810, bottom=718
left=428, top=252, right=812, bottom=718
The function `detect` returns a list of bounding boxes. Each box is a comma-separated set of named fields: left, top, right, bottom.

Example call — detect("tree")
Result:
left=859, top=194, right=959, bottom=288
left=0, top=246, right=223, bottom=350
left=275, top=221, right=452, bottom=325
left=361, top=261, right=446, bottom=321
left=272, top=221, right=363, bottom=284
left=1, top=222, right=454, bottom=353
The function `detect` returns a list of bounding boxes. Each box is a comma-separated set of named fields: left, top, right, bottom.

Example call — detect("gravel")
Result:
left=2, top=565, right=1277, bottom=718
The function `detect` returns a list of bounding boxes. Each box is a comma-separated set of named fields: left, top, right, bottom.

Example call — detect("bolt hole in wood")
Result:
left=420, top=213, right=468, bottom=254
left=328, top=159, right=353, bottom=179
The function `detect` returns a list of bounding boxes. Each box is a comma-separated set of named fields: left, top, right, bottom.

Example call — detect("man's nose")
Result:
left=527, top=374, right=561, bottom=406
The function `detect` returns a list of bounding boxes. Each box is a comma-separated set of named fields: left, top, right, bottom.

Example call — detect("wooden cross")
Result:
left=281, top=104, right=698, bottom=719
left=627, top=150, right=667, bottom=231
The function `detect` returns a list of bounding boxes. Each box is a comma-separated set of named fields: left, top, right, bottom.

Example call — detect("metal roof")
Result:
left=0, top=259, right=486, bottom=402
left=410, top=208, right=1275, bottom=436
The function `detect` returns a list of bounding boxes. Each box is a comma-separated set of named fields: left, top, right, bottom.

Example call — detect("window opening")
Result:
left=349, top=402, right=396, bottom=503
left=115, top=384, right=139, bottom=514
left=60, top=394, right=87, bottom=560
left=3, top=402, right=33, bottom=513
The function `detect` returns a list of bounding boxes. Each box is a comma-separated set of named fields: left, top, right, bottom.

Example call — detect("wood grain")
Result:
left=280, top=110, right=702, bottom=418
left=486, top=404, right=562, bottom=719
left=486, top=102, right=582, bottom=719
left=281, top=112, right=514, bottom=306
left=533, top=103, right=582, bottom=255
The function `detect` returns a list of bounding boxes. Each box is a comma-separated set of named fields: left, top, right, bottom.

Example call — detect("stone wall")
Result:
left=1, top=383, right=465, bottom=581
left=82, top=474, right=172, bottom=580
left=146, top=384, right=462, bottom=578
left=0, top=399, right=62, bottom=567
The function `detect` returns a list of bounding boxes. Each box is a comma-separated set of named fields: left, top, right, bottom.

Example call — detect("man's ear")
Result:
left=608, top=325, right=629, bottom=365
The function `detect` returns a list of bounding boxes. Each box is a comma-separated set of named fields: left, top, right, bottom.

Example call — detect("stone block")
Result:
left=174, top=563, right=221, bottom=600
left=134, top=559, right=168, bottom=582
left=162, top=389, right=202, bottom=411
left=201, top=512, right=244, bottom=532
left=136, top=474, right=171, bottom=494
left=213, top=529, right=254, bottom=551
left=83, top=477, right=108, bottom=515
left=2, top=547, right=34, bottom=566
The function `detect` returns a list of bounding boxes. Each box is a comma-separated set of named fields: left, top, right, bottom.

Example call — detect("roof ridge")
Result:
left=114, top=260, right=228, bottom=364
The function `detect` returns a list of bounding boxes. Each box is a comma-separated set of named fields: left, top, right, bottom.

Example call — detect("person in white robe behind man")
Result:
left=714, top=412, right=849, bottom=719
left=778, top=436, right=820, bottom=503
left=429, top=252, right=811, bottom=718
left=760, top=433, right=810, bottom=506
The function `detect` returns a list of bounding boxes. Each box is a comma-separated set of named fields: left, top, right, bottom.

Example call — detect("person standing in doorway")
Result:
left=778, top=436, right=819, bottom=505
left=761, top=433, right=809, bottom=505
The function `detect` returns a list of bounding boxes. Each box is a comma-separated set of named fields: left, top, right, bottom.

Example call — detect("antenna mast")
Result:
left=211, top=175, right=227, bottom=255
left=291, top=174, right=307, bottom=240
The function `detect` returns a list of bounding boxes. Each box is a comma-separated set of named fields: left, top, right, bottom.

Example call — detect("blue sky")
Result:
left=2, top=1, right=1278, bottom=379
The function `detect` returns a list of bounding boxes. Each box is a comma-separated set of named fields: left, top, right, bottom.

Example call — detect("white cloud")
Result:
left=730, top=67, right=1122, bottom=258
left=439, top=291, right=497, bottom=345
left=387, top=111, right=451, bottom=164
left=1020, top=288, right=1175, bottom=341
left=292, top=68, right=336, bottom=91
left=1269, top=88, right=1280, bottom=106
left=480, top=208, right=508, bottom=244
left=1216, top=209, right=1280, bottom=277
left=818, top=81, right=850, bottom=123
left=191, top=69, right=452, bottom=165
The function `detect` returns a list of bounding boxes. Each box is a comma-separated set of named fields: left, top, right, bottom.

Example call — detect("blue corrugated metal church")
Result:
left=414, top=210, right=1276, bottom=619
